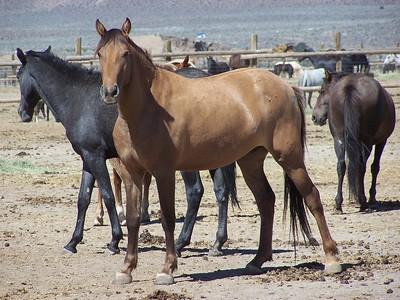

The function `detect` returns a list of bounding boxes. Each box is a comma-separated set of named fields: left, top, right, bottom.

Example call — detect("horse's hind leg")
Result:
left=112, top=167, right=126, bottom=225
left=175, top=171, right=204, bottom=257
left=94, top=185, right=104, bottom=226
left=141, top=172, right=152, bottom=223
left=333, top=137, right=346, bottom=213
left=358, top=145, right=372, bottom=211
left=276, top=149, right=341, bottom=273
left=237, top=148, right=275, bottom=274
left=368, top=142, right=386, bottom=208
left=208, top=167, right=229, bottom=257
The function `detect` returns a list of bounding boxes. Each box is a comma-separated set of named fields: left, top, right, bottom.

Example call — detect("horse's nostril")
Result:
left=110, top=85, right=119, bottom=97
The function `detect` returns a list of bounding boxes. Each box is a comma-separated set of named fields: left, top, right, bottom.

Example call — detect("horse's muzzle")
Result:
left=100, top=85, right=119, bottom=105
left=312, top=114, right=327, bottom=126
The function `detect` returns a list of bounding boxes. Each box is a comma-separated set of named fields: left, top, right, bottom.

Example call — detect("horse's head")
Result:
left=15, top=47, right=48, bottom=122
left=312, top=70, right=334, bottom=126
left=96, top=18, right=133, bottom=104
left=383, top=54, right=395, bottom=64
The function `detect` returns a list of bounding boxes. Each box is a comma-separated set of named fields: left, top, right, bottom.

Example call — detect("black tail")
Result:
left=343, top=84, right=368, bottom=203
left=282, top=87, right=317, bottom=248
left=220, top=162, right=240, bottom=209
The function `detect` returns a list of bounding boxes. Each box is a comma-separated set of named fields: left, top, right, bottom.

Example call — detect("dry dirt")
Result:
left=0, top=85, right=400, bottom=300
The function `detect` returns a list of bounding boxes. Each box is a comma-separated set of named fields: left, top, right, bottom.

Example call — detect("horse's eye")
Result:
left=122, top=51, right=129, bottom=58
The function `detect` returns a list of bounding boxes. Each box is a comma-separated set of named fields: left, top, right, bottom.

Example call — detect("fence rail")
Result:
left=1, top=48, right=400, bottom=68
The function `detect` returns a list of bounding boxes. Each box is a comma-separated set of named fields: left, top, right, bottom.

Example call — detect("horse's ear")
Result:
left=182, top=55, right=189, bottom=67
left=16, top=48, right=27, bottom=65
left=325, top=69, right=332, bottom=82
left=45, top=46, right=51, bottom=53
left=96, top=19, right=107, bottom=37
left=121, top=18, right=132, bottom=36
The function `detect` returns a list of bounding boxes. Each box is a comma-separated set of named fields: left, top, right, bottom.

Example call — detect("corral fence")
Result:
left=1, top=32, right=399, bottom=89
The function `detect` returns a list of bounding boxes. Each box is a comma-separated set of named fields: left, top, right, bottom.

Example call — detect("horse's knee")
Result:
left=186, top=184, right=204, bottom=203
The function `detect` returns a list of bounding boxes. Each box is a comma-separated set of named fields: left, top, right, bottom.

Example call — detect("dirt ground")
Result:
left=0, top=81, right=400, bottom=300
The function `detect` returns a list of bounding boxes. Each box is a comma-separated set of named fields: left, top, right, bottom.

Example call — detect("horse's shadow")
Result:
left=337, top=200, right=400, bottom=215
left=176, top=261, right=356, bottom=282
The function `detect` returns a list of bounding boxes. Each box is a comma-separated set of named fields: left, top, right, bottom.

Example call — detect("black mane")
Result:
left=26, top=50, right=101, bottom=83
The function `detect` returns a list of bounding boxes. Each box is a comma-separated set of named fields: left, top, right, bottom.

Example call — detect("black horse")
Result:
left=207, top=56, right=230, bottom=75
left=297, top=45, right=369, bottom=73
left=16, top=47, right=238, bottom=256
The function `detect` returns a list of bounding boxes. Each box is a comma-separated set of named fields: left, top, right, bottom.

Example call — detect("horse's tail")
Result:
left=292, top=86, right=306, bottom=149
left=221, top=162, right=240, bottom=209
left=282, top=87, right=317, bottom=248
left=343, top=83, right=367, bottom=203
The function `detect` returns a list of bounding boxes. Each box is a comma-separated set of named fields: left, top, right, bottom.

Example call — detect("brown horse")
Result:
left=95, top=18, right=341, bottom=285
left=312, top=72, right=395, bottom=212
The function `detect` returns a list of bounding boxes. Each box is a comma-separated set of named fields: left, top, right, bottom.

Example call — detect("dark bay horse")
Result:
left=207, top=56, right=230, bottom=75
left=312, top=72, right=395, bottom=212
left=16, top=48, right=237, bottom=257
left=95, top=18, right=341, bottom=285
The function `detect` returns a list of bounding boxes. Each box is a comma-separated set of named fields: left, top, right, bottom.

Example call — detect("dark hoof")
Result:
left=141, top=218, right=151, bottom=225
left=176, top=249, right=182, bottom=257
left=208, top=247, right=224, bottom=257
left=308, top=237, right=320, bottom=247
left=244, top=264, right=263, bottom=275
left=368, top=201, right=380, bottom=210
left=107, top=243, right=120, bottom=255
left=63, top=245, right=77, bottom=254
left=333, top=206, right=343, bottom=214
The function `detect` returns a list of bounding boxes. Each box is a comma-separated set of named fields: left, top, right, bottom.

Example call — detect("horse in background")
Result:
left=207, top=56, right=230, bottom=75
left=312, top=72, right=395, bottom=213
left=229, top=54, right=250, bottom=70
left=298, top=68, right=325, bottom=108
left=383, top=54, right=400, bottom=73
left=273, top=61, right=303, bottom=79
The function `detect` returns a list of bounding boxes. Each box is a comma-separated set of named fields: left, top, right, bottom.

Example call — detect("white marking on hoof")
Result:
left=208, top=248, right=223, bottom=257
left=112, top=272, right=132, bottom=285
left=120, top=219, right=127, bottom=226
left=155, top=273, right=175, bottom=285
left=324, top=262, right=342, bottom=274
left=244, top=264, right=263, bottom=275
left=63, top=248, right=75, bottom=255
left=93, top=216, right=104, bottom=226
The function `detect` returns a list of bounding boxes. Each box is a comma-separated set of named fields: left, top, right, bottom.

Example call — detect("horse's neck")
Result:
left=32, top=63, right=80, bottom=123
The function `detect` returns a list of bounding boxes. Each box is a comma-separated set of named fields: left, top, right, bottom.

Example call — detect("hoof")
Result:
left=176, top=249, right=182, bottom=258
left=308, top=237, right=320, bottom=247
left=332, top=208, right=343, bottom=215
left=107, top=244, right=120, bottom=255
left=141, top=218, right=151, bottom=225
left=155, top=273, right=175, bottom=285
left=208, top=248, right=223, bottom=257
left=112, top=272, right=132, bottom=285
left=120, top=220, right=127, bottom=226
left=63, top=245, right=77, bottom=254
left=118, top=212, right=126, bottom=225
left=244, top=264, right=263, bottom=275
left=93, top=216, right=104, bottom=226
left=324, top=262, right=342, bottom=274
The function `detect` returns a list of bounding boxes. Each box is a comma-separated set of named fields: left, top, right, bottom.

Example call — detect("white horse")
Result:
left=383, top=54, right=400, bottom=66
left=274, top=61, right=303, bottom=78
left=298, top=68, right=325, bottom=108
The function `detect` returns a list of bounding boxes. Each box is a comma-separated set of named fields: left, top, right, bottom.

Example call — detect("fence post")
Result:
left=75, top=37, right=82, bottom=56
left=335, top=32, right=342, bottom=72
left=164, top=40, right=172, bottom=62
left=250, top=33, right=258, bottom=67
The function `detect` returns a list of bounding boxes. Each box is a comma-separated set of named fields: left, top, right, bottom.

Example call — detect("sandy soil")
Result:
left=0, top=84, right=399, bottom=300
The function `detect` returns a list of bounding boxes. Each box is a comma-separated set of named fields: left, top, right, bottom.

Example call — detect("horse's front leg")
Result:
left=88, top=157, right=123, bottom=254
left=114, top=168, right=143, bottom=284
left=333, top=137, right=346, bottom=213
left=154, top=170, right=177, bottom=285
left=64, top=167, right=95, bottom=253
